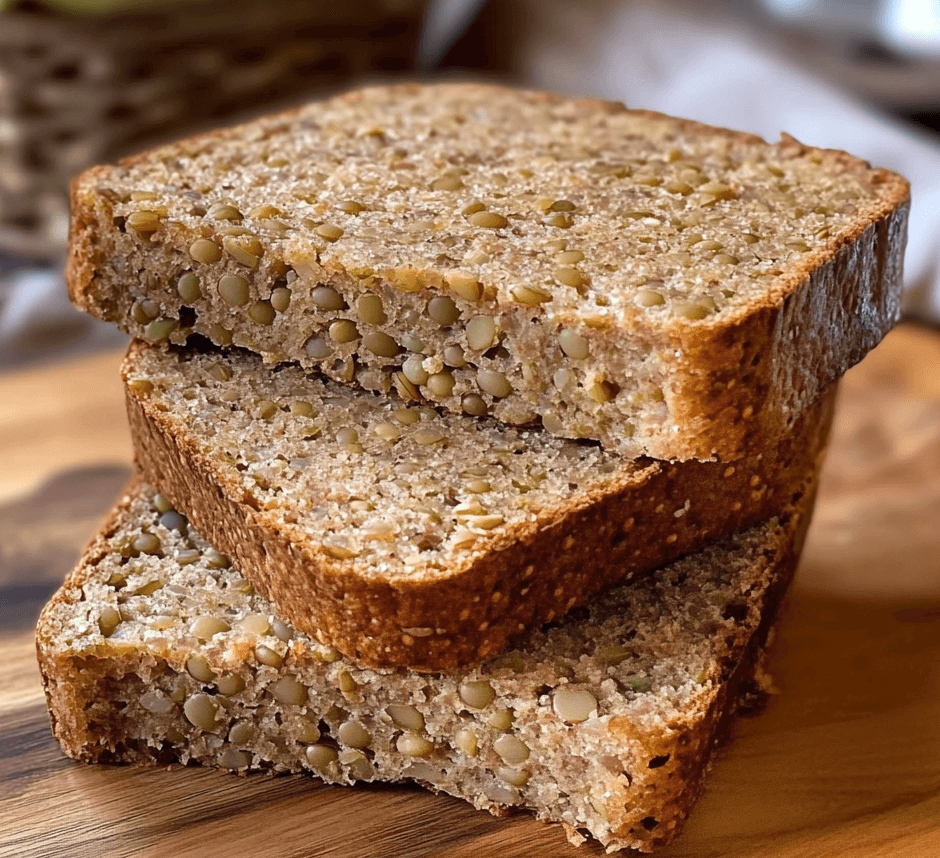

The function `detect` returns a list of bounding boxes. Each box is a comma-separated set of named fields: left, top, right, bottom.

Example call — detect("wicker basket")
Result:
left=0, top=0, right=428, bottom=260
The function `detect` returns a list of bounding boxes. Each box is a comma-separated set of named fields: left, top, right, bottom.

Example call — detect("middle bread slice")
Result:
left=123, top=340, right=833, bottom=670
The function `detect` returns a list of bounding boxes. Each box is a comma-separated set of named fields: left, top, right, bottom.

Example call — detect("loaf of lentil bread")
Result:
left=68, top=83, right=906, bottom=461
left=122, top=340, right=833, bottom=670
left=37, top=478, right=815, bottom=853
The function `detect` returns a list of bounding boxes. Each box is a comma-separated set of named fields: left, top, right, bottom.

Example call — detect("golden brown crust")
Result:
left=35, top=483, right=139, bottom=759
left=67, top=82, right=907, bottom=461
left=603, top=480, right=815, bottom=848
left=122, top=340, right=834, bottom=670
left=65, top=172, right=98, bottom=315
left=665, top=188, right=907, bottom=458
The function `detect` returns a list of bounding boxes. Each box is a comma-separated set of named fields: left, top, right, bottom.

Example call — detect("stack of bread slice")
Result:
left=38, top=83, right=909, bottom=852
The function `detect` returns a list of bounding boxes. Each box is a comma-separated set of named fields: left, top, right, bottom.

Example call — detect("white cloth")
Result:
left=0, top=265, right=125, bottom=369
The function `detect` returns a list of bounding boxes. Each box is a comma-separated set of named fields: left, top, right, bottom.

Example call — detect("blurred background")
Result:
left=2, top=0, right=940, bottom=369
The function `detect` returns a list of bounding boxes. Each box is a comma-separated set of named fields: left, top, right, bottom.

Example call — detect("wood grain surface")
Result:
left=1, top=325, right=939, bottom=858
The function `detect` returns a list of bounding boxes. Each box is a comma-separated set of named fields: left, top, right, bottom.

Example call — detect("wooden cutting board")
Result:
left=2, top=325, right=939, bottom=858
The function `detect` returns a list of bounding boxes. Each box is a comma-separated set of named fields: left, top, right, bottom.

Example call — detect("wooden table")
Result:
left=2, top=325, right=939, bottom=857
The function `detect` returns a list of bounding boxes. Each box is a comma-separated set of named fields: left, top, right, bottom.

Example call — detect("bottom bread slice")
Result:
left=37, top=479, right=816, bottom=853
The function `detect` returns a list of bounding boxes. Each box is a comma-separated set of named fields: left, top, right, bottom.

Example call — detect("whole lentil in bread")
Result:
left=68, top=83, right=908, bottom=460
left=122, top=341, right=834, bottom=670
left=37, top=479, right=816, bottom=853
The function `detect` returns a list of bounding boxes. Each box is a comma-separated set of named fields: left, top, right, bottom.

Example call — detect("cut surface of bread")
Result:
left=68, top=83, right=908, bottom=459
left=122, top=341, right=834, bottom=669
left=37, top=479, right=815, bottom=853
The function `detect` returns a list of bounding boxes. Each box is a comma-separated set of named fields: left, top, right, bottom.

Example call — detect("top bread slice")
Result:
left=122, top=340, right=834, bottom=670
left=69, top=83, right=907, bottom=460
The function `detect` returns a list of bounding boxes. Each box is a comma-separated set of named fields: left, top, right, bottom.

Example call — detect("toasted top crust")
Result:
left=68, top=82, right=908, bottom=458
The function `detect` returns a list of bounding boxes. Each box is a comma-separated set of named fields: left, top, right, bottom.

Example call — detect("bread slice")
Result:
left=121, top=340, right=833, bottom=670
left=36, top=479, right=816, bottom=853
left=68, top=82, right=906, bottom=460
